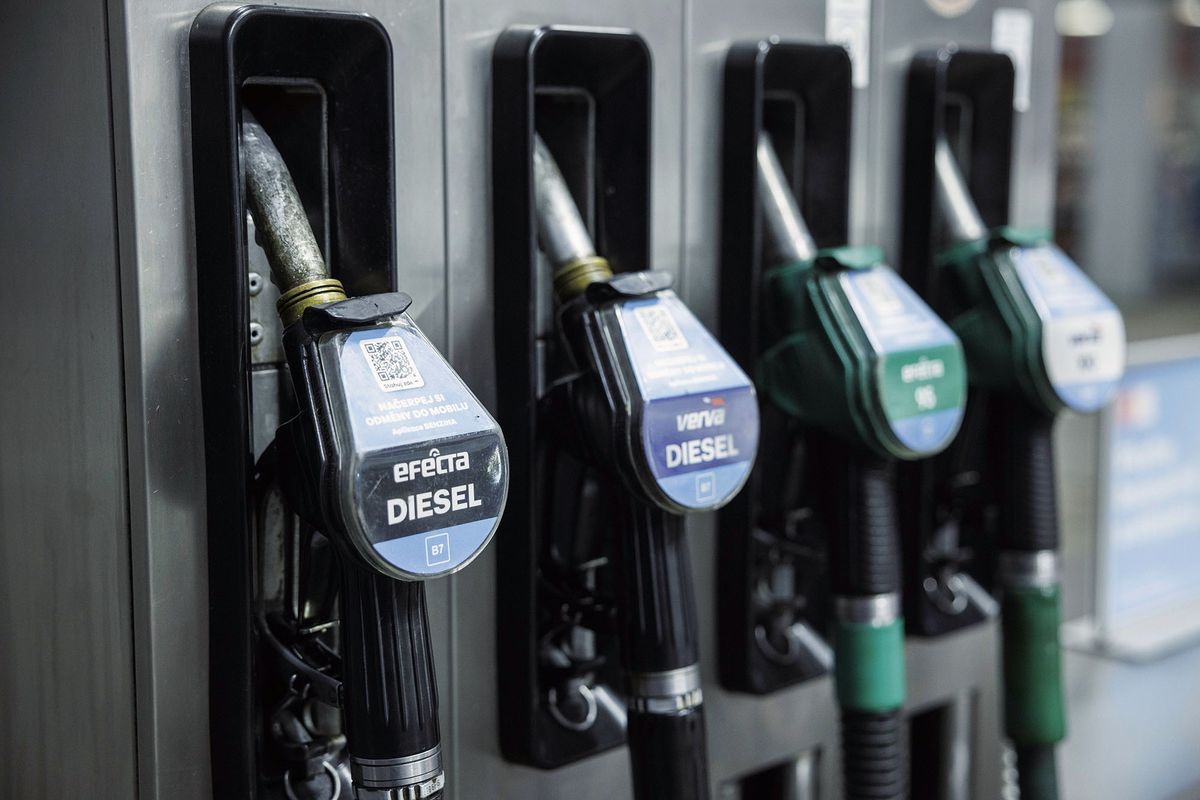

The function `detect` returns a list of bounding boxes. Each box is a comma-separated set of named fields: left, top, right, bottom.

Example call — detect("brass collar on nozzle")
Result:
left=553, top=255, right=613, bottom=303
left=277, top=278, right=348, bottom=328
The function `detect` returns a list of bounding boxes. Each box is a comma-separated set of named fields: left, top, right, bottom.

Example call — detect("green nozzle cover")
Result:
left=833, top=618, right=906, bottom=712
left=758, top=246, right=967, bottom=460
left=1002, top=585, right=1067, bottom=746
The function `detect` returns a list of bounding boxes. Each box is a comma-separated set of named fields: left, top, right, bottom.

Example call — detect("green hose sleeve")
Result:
left=1002, top=584, right=1066, bottom=746
left=833, top=618, right=906, bottom=712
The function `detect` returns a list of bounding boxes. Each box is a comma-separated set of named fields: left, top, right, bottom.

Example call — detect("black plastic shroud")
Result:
left=189, top=6, right=395, bottom=795
left=898, top=49, right=1015, bottom=636
left=492, top=25, right=652, bottom=769
left=717, top=40, right=851, bottom=695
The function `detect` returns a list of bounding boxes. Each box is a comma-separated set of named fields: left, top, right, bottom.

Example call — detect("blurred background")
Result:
left=1054, top=3, right=1200, bottom=799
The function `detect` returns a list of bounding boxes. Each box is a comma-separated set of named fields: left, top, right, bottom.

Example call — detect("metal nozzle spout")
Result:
left=933, top=137, right=988, bottom=244
left=756, top=132, right=818, bottom=264
left=532, top=134, right=613, bottom=301
left=241, top=113, right=345, bottom=325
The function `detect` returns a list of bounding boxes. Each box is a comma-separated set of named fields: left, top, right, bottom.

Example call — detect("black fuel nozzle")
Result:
left=242, top=113, right=507, bottom=800
left=532, top=134, right=759, bottom=800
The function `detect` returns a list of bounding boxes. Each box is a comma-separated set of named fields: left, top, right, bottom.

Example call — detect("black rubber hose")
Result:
left=841, top=709, right=907, bottom=800
left=617, top=503, right=709, bottom=800
left=338, top=557, right=440, bottom=762
left=999, top=402, right=1058, bottom=552
left=1016, top=745, right=1059, bottom=800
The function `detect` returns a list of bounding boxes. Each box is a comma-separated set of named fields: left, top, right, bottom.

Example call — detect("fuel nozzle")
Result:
left=929, top=135, right=1125, bottom=800
left=754, top=131, right=959, bottom=800
left=241, top=115, right=346, bottom=326
left=529, top=127, right=760, bottom=800
left=532, top=135, right=613, bottom=301
left=240, top=110, right=507, bottom=800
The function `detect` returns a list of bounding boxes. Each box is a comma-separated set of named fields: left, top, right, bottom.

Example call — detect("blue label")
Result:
left=615, top=292, right=758, bottom=510
left=1009, top=244, right=1125, bottom=413
left=320, top=315, right=506, bottom=578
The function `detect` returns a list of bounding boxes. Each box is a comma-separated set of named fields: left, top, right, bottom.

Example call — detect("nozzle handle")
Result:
left=617, top=503, right=710, bottom=800
left=1000, top=404, right=1060, bottom=553
left=339, top=557, right=444, bottom=797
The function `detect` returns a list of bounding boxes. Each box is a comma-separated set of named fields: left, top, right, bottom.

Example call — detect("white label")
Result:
left=827, top=0, right=871, bottom=89
left=1043, top=311, right=1126, bottom=399
left=992, top=8, right=1033, bottom=112
left=1011, top=244, right=1126, bottom=412
left=927, top=0, right=976, bottom=17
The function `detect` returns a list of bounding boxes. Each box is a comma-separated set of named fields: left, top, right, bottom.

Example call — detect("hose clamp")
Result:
left=627, top=664, right=703, bottom=714
left=352, top=775, right=444, bottom=800
left=998, top=550, right=1060, bottom=589
left=352, top=746, right=443, bottom=797
left=835, top=593, right=900, bottom=626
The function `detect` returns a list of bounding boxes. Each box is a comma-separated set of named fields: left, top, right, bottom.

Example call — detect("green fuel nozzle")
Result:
left=754, top=132, right=970, bottom=800
left=932, top=138, right=1126, bottom=800
left=755, top=133, right=968, bottom=462
left=933, top=137, right=1126, bottom=417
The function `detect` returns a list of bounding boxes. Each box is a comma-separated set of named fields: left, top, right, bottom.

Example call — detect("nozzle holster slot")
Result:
left=898, top=48, right=1016, bottom=636
left=189, top=7, right=396, bottom=794
left=492, top=25, right=651, bottom=768
left=717, top=40, right=851, bottom=694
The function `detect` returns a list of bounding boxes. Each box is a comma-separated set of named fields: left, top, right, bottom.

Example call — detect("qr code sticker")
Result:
left=633, top=304, right=688, bottom=352
left=359, top=336, right=425, bottom=392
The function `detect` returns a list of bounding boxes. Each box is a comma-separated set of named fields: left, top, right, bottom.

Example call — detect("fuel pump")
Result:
left=526, top=133, right=757, bottom=799
left=752, top=129, right=969, bottom=800
left=930, top=138, right=1124, bottom=800
left=239, top=113, right=507, bottom=799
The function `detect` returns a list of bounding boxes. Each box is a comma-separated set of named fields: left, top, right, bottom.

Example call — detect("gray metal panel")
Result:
left=866, top=1, right=1059, bottom=247
left=680, top=1, right=841, bottom=794
left=680, top=0, right=824, bottom=322
left=0, top=0, right=137, bottom=797
left=103, top=1, right=447, bottom=797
